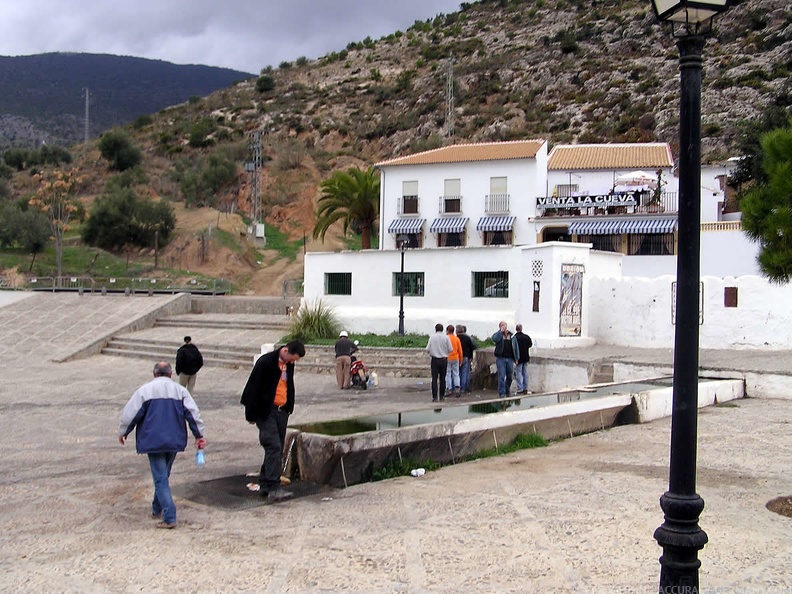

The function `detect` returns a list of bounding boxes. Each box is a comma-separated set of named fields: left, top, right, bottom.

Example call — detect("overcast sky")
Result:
left=0, top=0, right=465, bottom=74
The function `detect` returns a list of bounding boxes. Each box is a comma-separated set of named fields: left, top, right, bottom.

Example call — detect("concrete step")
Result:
left=154, top=318, right=290, bottom=330
left=101, top=338, right=430, bottom=377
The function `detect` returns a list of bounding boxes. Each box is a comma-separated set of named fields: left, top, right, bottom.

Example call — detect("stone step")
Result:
left=102, top=347, right=252, bottom=369
left=154, top=318, right=290, bottom=330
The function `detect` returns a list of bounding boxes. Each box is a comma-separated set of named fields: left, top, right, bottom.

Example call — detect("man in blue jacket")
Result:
left=118, top=361, right=206, bottom=529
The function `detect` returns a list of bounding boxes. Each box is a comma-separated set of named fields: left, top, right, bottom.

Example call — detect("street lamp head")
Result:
left=396, top=233, right=410, bottom=250
left=651, top=0, right=731, bottom=35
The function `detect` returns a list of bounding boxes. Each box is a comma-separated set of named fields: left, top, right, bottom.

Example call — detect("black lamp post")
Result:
left=396, top=234, right=409, bottom=335
left=649, top=1, right=732, bottom=591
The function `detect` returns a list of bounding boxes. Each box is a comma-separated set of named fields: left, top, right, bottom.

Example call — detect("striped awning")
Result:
left=387, top=218, right=425, bottom=234
left=567, top=220, right=624, bottom=235
left=476, top=216, right=516, bottom=232
left=621, top=218, right=677, bottom=234
left=430, top=217, right=468, bottom=234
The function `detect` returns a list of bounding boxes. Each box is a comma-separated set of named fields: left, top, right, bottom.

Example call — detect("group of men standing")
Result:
left=492, top=321, right=533, bottom=397
left=425, top=324, right=479, bottom=401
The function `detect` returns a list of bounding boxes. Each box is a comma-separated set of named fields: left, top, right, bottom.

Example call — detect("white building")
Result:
left=303, top=141, right=776, bottom=349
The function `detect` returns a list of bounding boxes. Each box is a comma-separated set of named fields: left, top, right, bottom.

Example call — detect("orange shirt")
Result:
left=273, top=359, right=288, bottom=407
left=447, top=333, right=463, bottom=362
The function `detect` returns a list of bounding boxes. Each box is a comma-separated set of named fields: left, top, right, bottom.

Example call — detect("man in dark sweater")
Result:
left=240, top=340, right=305, bottom=503
left=175, top=336, right=203, bottom=394
left=514, top=324, right=533, bottom=395
left=456, top=325, right=477, bottom=394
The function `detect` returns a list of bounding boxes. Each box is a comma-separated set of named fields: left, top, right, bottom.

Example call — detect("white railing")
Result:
left=485, top=193, right=510, bottom=213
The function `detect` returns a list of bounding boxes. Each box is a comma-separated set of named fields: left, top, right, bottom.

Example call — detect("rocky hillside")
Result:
left=3, top=0, right=790, bottom=294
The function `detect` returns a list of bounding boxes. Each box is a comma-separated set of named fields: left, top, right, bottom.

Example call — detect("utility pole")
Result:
left=83, top=88, right=90, bottom=144
left=445, top=58, right=454, bottom=140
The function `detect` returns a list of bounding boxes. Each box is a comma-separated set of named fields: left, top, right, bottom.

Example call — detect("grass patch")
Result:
left=0, top=245, right=150, bottom=277
left=265, top=224, right=304, bottom=261
left=303, top=331, right=492, bottom=349
left=363, top=432, right=548, bottom=482
left=212, top=227, right=245, bottom=255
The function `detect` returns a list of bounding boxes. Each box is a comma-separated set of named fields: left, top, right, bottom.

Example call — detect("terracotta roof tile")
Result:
left=375, top=140, right=546, bottom=167
left=548, top=143, right=674, bottom=170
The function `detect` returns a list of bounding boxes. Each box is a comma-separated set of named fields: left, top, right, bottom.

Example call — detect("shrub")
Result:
left=255, top=75, right=276, bottom=93
left=285, top=300, right=339, bottom=343
left=132, top=114, right=154, bottom=129
left=189, top=118, right=217, bottom=148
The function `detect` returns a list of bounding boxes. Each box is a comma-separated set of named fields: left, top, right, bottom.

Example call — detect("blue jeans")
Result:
left=496, top=357, right=514, bottom=397
left=460, top=357, right=471, bottom=392
left=515, top=362, right=529, bottom=392
left=445, top=360, right=460, bottom=393
left=148, top=452, right=178, bottom=524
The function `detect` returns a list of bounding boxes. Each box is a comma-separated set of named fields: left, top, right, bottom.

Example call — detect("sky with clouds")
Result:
left=0, top=0, right=465, bottom=74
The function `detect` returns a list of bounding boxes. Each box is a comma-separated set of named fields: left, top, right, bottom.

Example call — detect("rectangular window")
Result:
left=490, top=177, right=507, bottom=194
left=472, top=271, right=509, bottom=298
left=439, top=232, right=465, bottom=247
left=400, top=233, right=422, bottom=248
left=392, top=272, right=425, bottom=296
left=442, top=178, right=461, bottom=213
left=401, top=181, right=419, bottom=214
left=483, top=230, right=513, bottom=246
left=628, top=233, right=675, bottom=255
left=576, top=234, right=621, bottom=252
left=324, top=272, right=352, bottom=295
left=401, top=195, right=419, bottom=214
left=556, top=184, right=579, bottom=197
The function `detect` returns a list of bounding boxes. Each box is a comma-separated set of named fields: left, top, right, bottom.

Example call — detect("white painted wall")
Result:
left=589, top=274, right=792, bottom=349
left=378, top=143, right=548, bottom=250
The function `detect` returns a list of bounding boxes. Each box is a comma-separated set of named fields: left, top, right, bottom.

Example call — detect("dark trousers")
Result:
left=430, top=356, right=448, bottom=399
left=257, top=409, right=289, bottom=491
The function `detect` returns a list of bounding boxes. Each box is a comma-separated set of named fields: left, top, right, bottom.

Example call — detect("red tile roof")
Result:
left=548, top=143, right=674, bottom=170
left=375, top=140, right=546, bottom=167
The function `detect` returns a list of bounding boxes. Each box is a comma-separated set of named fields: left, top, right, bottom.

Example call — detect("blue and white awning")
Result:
left=567, top=220, right=624, bottom=235
left=621, top=218, right=677, bottom=234
left=430, top=217, right=468, bottom=234
left=387, top=218, right=425, bottom=234
left=476, top=216, right=516, bottom=232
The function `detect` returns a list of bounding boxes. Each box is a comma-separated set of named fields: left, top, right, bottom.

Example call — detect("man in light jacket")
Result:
left=118, top=361, right=206, bottom=529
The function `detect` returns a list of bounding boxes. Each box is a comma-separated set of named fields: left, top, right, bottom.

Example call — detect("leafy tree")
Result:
left=18, top=209, right=51, bottom=271
left=81, top=186, right=175, bottom=251
left=730, top=92, right=792, bottom=187
left=98, top=130, right=142, bottom=171
left=3, top=148, right=30, bottom=171
left=174, top=154, right=237, bottom=207
left=29, top=168, right=83, bottom=280
left=740, top=120, right=792, bottom=283
left=313, top=166, right=380, bottom=249
left=39, top=145, right=72, bottom=167
left=0, top=203, right=22, bottom=248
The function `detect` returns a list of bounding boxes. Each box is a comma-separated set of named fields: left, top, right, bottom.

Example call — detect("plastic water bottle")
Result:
left=195, top=449, right=206, bottom=466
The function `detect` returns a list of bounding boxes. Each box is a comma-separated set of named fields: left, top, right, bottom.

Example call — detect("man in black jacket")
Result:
left=240, top=340, right=305, bottom=502
left=175, top=336, right=203, bottom=394
left=514, top=324, right=533, bottom=395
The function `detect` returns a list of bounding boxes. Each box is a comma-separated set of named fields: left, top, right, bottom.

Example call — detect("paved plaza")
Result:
left=0, top=292, right=790, bottom=593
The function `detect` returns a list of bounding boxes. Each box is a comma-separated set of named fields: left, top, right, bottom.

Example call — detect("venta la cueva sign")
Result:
left=536, top=191, right=642, bottom=211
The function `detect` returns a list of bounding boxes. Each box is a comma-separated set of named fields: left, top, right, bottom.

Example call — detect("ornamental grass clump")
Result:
left=286, top=299, right=340, bottom=343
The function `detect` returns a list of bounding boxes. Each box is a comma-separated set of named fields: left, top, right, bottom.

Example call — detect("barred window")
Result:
left=324, top=272, right=352, bottom=295
left=401, top=195, right=419, bottom=214
left=576, top=234, right=621, bottom=252
left=472, top=271, right=509, bottom=298
left=439, top=232, right=465, bottom=247
left=392, top=272, right=425, bottom=296
left=483, top=230, right=513, bottom=246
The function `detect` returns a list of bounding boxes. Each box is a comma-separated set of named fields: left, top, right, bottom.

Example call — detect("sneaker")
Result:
left=267, top=488, right=294, bottom=503
left=155, top=521, right=176, bottom=529
left=432, top=397, right=438, bottom=402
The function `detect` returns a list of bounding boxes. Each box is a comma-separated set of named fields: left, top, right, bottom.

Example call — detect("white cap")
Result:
left=339, top=331, right=348, bottom=337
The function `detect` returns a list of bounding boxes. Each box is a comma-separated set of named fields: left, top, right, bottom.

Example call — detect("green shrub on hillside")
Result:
left=98, top=130, right=142, bottom=172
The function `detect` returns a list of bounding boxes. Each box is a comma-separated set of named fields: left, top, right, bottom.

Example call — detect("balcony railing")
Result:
left=439, top=195, right=462, bottom=214
left=537, top=191, right=678, bottom=217
left=485, top=193, right=510, bottom=213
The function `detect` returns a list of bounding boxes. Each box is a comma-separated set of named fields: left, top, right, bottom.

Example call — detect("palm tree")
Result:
left=313, top=166, right=379, bottom=249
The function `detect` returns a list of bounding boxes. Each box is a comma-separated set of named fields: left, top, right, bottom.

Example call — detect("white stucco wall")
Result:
left=589, top=274, right=792, bottom=349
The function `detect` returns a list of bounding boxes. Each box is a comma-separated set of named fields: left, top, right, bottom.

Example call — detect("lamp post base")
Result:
left=654, top=491, right=708, bottom=592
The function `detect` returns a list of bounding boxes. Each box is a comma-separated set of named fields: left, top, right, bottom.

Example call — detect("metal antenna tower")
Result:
left=445, top=58, right=454, bottom=139
left=83, top=87, right=90, bottom=144
left=247, top=130, right=263, bottom=226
